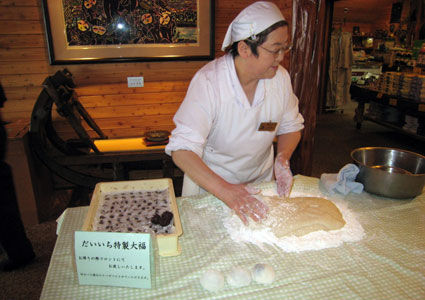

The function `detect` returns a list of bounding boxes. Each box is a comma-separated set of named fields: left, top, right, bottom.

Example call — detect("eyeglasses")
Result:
left=259, top=44, right=292, bottom=57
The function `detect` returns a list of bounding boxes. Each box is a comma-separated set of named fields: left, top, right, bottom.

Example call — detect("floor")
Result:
left=1, top=100, right=424, bottom=300
left=312, top=102, right=425, bottom=177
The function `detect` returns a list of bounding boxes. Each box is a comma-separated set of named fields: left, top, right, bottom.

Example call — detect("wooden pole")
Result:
left=289, top=0, right=332, bottom=176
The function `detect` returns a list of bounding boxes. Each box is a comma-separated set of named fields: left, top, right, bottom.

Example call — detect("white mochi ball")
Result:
left=226, top=266, right=252, bottom=287
left=200, top=269, right=225, bottom=292
left=252, top=263, right=275, bottom=284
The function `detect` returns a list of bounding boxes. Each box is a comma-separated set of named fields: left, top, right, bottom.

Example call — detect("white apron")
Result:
left=182, top=79, right=284, bottom=197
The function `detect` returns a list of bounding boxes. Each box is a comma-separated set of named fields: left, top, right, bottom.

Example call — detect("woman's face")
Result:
left=249, top=25, right=290, bottom=80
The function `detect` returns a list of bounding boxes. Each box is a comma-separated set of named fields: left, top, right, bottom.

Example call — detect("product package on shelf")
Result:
left=375, top=72, right=425, bottom=103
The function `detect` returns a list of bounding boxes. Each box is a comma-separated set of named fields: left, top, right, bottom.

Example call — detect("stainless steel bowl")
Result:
left=351, top=147, right=425, bottom=199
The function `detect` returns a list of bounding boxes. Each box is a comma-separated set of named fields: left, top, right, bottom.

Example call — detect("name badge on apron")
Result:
left=258, top=121, right=277, bottom=131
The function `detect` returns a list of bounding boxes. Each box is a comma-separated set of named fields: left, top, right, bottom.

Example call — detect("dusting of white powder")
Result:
left=223, top=190, right=365, bottom=252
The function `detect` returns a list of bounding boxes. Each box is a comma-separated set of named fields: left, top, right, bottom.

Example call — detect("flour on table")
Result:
left=223, top=190, right=365, bottom=252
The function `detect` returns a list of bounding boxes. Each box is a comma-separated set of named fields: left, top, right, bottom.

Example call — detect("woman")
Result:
left=165, top=1, right=304, bottom=225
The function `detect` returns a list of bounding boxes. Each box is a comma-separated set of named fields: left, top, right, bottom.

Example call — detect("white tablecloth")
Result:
left=41, top=175, right=425, bottom=299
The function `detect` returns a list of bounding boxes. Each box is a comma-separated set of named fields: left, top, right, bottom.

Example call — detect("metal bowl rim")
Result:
left=350, top=146, right=425, bottom=177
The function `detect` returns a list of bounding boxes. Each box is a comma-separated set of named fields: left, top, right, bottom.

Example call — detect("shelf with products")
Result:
left=350, top=84, right=425, bottom=142
left=371, top=48, right=416, bottom=69
left=352, top=35, right=374, bottom=52
left=351, top=61, right=382, bottom=83
left=352, top=35, right=395, bottom=46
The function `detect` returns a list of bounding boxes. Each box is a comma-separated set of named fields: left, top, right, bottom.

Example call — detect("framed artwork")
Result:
left=41, top=0, right=215, bottom=64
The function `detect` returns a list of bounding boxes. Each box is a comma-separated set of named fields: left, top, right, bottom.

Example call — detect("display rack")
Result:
left=352, top=35, right=374, bottom=53
left=351, top=84, right=425, bottom=142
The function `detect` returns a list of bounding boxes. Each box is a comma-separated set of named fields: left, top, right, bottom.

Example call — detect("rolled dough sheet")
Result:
left=222, top=181, right=365, bottom=252
left=252, top=196, right=346, bottom=237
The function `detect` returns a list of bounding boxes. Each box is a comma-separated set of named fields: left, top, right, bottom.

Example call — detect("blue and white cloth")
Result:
left=320, top=164, right=364, bottom=195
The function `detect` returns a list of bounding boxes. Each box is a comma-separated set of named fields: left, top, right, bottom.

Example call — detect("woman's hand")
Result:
left=171, top=150, right=269, bottom=225
left=218, top=183, right=268, bottom=225
left=274, top=152, right=293, bottom=197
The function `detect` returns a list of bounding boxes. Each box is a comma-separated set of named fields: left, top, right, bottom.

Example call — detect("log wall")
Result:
left=0, top=0, right=291, bottom=140
left=2, top=0, right=419, bottom=139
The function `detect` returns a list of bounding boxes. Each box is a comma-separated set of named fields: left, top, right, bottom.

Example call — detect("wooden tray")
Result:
left=82, top=178, right=183, bottom=257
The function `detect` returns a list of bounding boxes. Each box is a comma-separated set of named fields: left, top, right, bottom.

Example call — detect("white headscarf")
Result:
left=221, top=1, right=285, bottom=51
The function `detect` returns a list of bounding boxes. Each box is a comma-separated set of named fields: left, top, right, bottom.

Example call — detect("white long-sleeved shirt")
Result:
left=165, top=53, right=304, bottom=185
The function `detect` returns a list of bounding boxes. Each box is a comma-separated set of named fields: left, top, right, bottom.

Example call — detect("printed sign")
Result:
left=74, top=231, right=153, bottom=289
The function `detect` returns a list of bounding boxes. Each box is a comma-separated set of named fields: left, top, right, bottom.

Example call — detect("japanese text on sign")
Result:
left=74, top=231, right=153, bottom=289
left=80, top=240, right=146, bottom=250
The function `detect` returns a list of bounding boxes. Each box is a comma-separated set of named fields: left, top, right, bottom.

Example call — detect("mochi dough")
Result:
left=226, top=266, right=251, bottom=287
left=253, top=196, right=346, bottom=237
left=252, top=263, right=275, bottom=284
left=200, top=269, right=225, bottom=292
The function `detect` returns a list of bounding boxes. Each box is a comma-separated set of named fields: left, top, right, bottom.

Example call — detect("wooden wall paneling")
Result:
left=0, top=48, right=48, bottom=61
left=0, top=0, right=298, bottom=141
left=0, top=0, right=39, bottom=5
left=2, top=98, right=34, bottom=112
left=0, top=0, right=294, bottom=135
left=82, top=103, right=181, bottom=119
left=0, top=6, right=39, bottom=20
left=38, top=81, right=187, bottom=139
left=0, top=34, right=46, bottom=48
left=0, top=0, right=295, bottom=141
left=1, top=0, right=299, bottom=226
left=0, top=20, right=43, bottom=34
left=75, top=81, right=189, bottom=96
left=83, top=115, right=175, bottom=131
left=1, top=86, right=41, bottom=101
left=0, top=73, right=50, bottom=88
left=2, top=110, right=32, bottom=120
left=0, top=34, right=45, bottom=49
left=54, top=116, right=176, bottom=138
left=78, top=93, right=186, bottom=108
left=65, top=61, right=205, bottom=85
left=0, top=61, right=50, bottom=75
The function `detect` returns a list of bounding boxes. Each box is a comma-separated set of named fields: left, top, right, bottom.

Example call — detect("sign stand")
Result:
left=74, top=231, right=154, bottom=289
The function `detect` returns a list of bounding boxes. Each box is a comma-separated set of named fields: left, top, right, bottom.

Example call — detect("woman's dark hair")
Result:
left=226, top=20, right=289, bottom=57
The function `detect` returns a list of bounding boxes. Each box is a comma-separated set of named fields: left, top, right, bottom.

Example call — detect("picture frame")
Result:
left=41, top=0, right=215, bottom=64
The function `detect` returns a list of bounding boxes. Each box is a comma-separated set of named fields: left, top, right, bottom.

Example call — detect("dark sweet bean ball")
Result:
left=151, top=214, right=161, bottom=225
left=159, top=211, right=173, bottom=226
